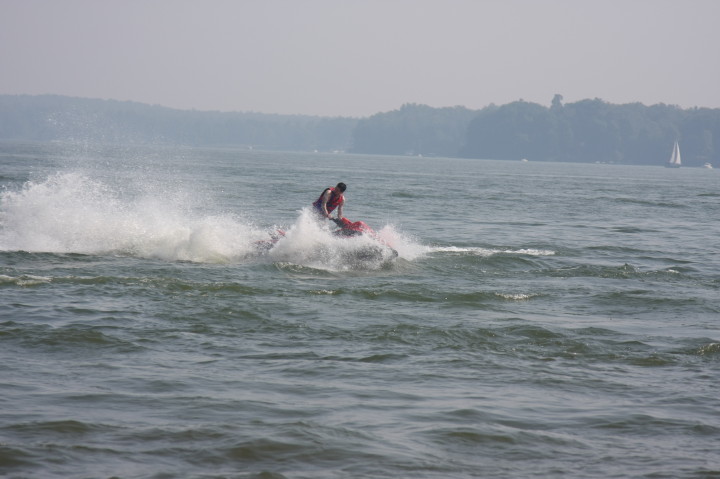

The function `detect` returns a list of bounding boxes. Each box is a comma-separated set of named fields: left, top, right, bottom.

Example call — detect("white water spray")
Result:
left=0, top=173, right=423, bottom=267
left=0, top=172, right=264, bottom=262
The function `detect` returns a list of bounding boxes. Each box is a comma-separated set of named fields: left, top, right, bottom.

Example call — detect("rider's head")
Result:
left=336, top=182, right=347, bottom=193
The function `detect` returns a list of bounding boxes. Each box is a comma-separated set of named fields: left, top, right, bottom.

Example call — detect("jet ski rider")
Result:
left=313, top=182, right=346, bottom=220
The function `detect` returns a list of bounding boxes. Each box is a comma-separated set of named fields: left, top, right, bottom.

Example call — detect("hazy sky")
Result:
left=2, top=0, right=719, bottom=117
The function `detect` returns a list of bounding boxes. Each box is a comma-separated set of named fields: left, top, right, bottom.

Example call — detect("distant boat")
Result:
left=665, top=141, right=681, bottom=168
left=703, top=162, right=713, bottom=169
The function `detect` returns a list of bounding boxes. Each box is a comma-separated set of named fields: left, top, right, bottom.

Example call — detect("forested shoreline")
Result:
left=2, top=94, right=719, bottom=166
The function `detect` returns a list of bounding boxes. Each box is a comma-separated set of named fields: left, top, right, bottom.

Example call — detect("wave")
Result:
left=0, top=273, right=53, bottom=287
left=429, top=245, right=556, bottom=256
left=613, top=197, right=688, bottom=208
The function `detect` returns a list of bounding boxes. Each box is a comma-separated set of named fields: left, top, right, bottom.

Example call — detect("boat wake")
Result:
left=429, top=245, right=556, bottom=257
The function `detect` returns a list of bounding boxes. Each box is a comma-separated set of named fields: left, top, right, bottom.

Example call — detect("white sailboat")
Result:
left=665, top=141, right=681, bottom=168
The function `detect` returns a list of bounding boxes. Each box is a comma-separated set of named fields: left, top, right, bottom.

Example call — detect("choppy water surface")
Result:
left=1, top=141, right=719, bottom=478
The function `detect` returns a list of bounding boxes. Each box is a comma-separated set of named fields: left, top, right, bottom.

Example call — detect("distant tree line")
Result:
left=0, top=95, right=358, bottom=152
left=350, top=103, right=477, bottom=157
left=2, top=94, right=719, bottom=165
left=459, top=95, right=719, bottom=166
left=354, top=95, right=720, bottom=166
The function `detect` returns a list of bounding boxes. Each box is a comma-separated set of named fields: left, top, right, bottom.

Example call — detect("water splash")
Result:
left=0, top=173, right=421, bottom=268
left=0, top=172, right=263, bottom=262
left=265, top=208, right=413, bottom=270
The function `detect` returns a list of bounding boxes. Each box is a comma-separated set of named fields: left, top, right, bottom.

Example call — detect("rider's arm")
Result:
left=336, top=197, right=344, bottom=219
left=321, top=190, right=332, bottom=217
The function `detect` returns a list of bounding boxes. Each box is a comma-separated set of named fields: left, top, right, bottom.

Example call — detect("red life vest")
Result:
left=313, top=187, right=344, bottom=213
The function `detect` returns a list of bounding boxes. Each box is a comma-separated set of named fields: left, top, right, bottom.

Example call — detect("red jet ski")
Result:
left=255, top=217, right=398, bottom=261
left=330, top=217, right=375, bottom=236
left=330, top=217, right=398, bottom=259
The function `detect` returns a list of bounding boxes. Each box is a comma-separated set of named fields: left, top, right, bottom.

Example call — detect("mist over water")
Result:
left=1, top=141, right=719, bottom=479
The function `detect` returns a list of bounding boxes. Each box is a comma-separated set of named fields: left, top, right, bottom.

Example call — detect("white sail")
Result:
left=667, top=141, right=681, bottom=167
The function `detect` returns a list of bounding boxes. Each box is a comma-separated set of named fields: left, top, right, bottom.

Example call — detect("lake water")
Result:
left=1, top=141, right=719, bottom=478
